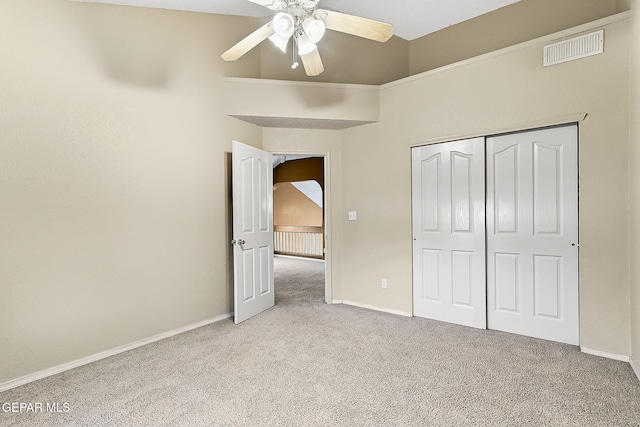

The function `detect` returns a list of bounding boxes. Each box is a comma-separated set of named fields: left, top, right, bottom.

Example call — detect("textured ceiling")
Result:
left=74, top=0, right=522, bottom=41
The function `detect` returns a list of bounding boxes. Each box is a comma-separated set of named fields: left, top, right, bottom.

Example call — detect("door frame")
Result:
left=271, top=149, right=333, bottom=304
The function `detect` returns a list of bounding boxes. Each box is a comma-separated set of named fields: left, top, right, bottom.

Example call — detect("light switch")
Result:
left=348, top=211, right=357, bottom=221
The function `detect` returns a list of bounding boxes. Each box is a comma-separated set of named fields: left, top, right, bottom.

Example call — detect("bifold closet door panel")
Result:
left=486, top=125, right=579, bottom=345
left=412, top=137, right=486, bottom=329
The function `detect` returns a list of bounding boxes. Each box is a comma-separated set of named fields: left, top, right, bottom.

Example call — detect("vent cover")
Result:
left=543, top=30, right=604, bottom=67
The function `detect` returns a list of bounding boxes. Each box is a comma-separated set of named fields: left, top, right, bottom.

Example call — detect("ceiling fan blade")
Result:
left=319, top=9, right=393, bottom=42
left=221, top=23, right=275, bottom=61
left=300, top=48, right=324, bottom=76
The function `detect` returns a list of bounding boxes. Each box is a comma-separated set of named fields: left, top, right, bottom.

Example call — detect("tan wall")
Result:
left=274, top=158, right=324, bottom=188
left=339, top=17, right=631, bottom=353
left=410, top=0, right=620, bottom=74
left=263, top=128, right=344, bottom=302
left=274, top=183, right=323, bottom=227
left=630, top=0, right=640, bottom=372
left=260, top=31, right=410, bottom=85
left=0, top=0, right=262, bottom=384
left=274, top=158, right=324, bottom=227
left=619, top=0, right=633, bottom=10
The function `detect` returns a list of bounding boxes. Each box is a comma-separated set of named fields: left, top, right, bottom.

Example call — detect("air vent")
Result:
left=543, top=30, right=604, bottom=67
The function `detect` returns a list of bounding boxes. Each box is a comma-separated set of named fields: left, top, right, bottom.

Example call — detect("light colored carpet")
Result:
left=1, top=256, right=640, bottom=426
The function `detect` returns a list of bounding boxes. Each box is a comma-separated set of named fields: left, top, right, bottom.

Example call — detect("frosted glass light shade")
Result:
left=269, top=34, right=289, bottom=53
left=272, top=12, right=295, bottom=38
left=302, top=17, right=326, bottom=44
left=297, top=33, right=318, bottom=55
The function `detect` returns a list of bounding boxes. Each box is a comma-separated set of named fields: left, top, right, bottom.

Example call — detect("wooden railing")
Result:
left=274, top=225, right=324, bottom=259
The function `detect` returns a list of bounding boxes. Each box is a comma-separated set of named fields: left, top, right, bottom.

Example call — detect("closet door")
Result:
left=486, top=125, right=579, bottom=345
left=412, top=138, right=486, bottom=329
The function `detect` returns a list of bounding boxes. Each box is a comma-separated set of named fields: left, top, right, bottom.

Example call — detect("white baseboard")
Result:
left=580, top=346, right=630, bottom=362
left=631, top=357, right=640, bottom=382
left=0, top=313, right=232, bottom=393
left=342, top=300, right=412, bottom=318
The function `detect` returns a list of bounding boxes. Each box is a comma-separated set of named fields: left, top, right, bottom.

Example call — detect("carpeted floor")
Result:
left=1, top=256, right=640, bottom=426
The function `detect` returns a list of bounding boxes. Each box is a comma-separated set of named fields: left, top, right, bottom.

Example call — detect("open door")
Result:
left=232, top=141, right=274, bottom=324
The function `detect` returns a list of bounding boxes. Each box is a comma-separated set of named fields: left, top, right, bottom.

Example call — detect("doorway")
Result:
left=272, top=153, right=331, bottom=304
left=273, top=156, right=324, bottom=260
left=411, top=125, right=579, bottom=345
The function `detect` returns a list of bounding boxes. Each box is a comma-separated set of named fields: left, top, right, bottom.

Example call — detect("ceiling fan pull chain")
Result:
left=292, top=36, right=299, bottom=69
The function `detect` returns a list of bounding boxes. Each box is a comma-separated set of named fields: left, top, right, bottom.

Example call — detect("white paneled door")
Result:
left=411, top=126, right=579, bottom=345
left=232, top=141, right=274, bottom=324
left=412, top=137, right=487, bottom=329
left=486, top=126, right=579, bottom=345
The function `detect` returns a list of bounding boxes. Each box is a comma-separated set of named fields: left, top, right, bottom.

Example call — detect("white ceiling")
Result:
left=75, top=0, right=522, bottom=41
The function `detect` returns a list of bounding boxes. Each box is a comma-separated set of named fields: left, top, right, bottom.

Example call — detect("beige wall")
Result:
left=630, top=0, right=640, bottom=373
left=223, top=78, right=381, bottom=126
left=619, top=0, right=633, bottom=10
left=339, top=16, right=631, bottom=353
left=0, top=0, right=262, bottom=384
left=274, top=183, right=323, bottom=227
left=409, top=0, right=620, bottom=74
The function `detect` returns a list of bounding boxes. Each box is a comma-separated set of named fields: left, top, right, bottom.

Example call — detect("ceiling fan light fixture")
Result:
left=272, top=12, right=295, bottom=39
left=302, top=17, right=326, bottom=44
left=222, top=1, right=393, bottom=77
left=297, top=33, right=318, bottom=55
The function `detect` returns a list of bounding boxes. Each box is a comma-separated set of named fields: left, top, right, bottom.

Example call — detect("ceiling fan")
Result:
left=221, top=0, right=393, bottom=76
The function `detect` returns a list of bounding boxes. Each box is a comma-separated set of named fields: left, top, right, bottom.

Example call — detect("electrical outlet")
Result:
left=381, top=279, right=388, bottom=289
left=348, top=211, right=357, bottom=221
